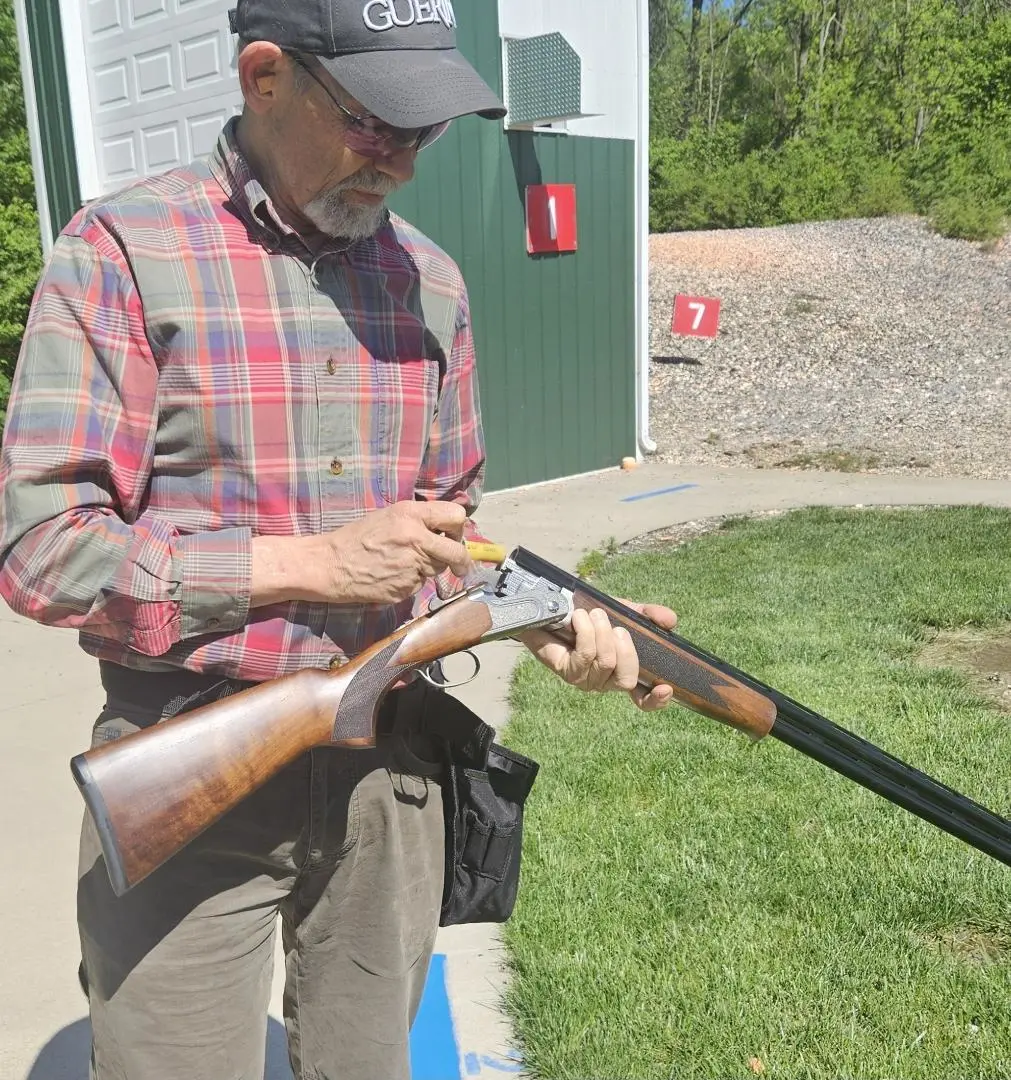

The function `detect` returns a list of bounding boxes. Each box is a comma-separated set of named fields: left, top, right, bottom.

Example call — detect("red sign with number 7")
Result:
left=672, top=294, right=721, bottom=338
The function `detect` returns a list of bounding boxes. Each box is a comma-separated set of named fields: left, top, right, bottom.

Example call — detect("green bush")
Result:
left=650, top=130, right=780, bottom=232
left=902, top=124, right=1011, bottom=236
left=928, top=196, right=1008, bottom=242
left=0, top=198, right=40, bottom=426
left=851, top=160, right=915, bottom=219
left=649, top=128, right=914, bottom=234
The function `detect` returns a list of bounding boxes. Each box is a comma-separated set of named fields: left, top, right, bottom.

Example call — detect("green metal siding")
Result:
left=23, top=0, right=81, bottom=236
left=389, top=2, right=635, bottom=491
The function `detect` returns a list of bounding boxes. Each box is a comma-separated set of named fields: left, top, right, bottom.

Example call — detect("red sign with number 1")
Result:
left=672, top=294, right=721, bottom=338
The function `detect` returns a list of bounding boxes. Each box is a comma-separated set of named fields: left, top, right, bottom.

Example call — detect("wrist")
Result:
left=251, top=534, right=332, bottom=607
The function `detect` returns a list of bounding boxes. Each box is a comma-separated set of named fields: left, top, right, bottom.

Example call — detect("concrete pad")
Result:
left=0, top=625, right=103, bottom=1080
left=3, top=464, right=1010, bottom=1078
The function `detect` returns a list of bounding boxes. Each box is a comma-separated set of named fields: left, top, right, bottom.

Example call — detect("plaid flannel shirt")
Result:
left=0, top=119, right=486, bottom=682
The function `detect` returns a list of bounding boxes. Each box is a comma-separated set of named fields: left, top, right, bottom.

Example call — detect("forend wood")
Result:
left=508, top=547, right=778, bottom=740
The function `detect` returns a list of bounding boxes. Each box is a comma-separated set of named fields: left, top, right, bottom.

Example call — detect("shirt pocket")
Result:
left=375, top=356, right=441, bottom=505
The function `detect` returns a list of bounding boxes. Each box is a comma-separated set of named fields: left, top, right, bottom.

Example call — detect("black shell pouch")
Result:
left=414, top=679, right=540, bottom=927
left=439, top=733, right=540, bottom=926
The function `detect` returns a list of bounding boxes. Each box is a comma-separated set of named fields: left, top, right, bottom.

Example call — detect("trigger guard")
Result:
left=420, top=651, right=481, bottom=690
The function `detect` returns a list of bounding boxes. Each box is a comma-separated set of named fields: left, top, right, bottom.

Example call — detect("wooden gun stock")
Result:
left=71, top=594, right=493, bottom=896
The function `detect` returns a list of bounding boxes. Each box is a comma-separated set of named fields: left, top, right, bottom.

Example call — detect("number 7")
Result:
left=688, top=301, right=706, bottom=331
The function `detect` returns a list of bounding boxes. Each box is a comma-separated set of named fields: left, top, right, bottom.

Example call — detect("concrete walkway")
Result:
left=2, top=464, right=1009, bottom=1079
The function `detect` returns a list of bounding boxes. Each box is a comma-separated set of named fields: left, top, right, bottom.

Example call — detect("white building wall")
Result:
left=498, top=0, right=639, bottom=142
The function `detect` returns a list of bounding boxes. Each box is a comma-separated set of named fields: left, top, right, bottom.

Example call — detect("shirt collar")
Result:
left=207, top=117, right=392, bottom=259
left=208, top=117, right=305, bottom=246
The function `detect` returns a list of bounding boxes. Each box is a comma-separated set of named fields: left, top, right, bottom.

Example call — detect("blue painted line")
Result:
left=620, top=482, right=700, bottom=503
left=464, top=1050, right=525, bottom=1074
left=410, top=954, right=461, bottom=1080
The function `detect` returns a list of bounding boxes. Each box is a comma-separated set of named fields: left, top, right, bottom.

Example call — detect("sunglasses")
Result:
left=290, top=54, right=450, bottom=158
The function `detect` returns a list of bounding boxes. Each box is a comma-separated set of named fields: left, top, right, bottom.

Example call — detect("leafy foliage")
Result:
left=0, top=0, right=42, bottom=424
left=650, top=0, right=1011, bottom=240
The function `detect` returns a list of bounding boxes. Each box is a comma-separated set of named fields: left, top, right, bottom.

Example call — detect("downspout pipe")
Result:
left=634, top=0, right=656, bottom=455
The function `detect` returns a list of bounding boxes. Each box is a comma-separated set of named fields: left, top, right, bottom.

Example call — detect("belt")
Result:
left=99, top=660, right=257, bottom=721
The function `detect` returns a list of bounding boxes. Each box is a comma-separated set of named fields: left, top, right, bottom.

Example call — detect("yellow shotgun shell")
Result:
left=465, top=541, right=508, bottom=564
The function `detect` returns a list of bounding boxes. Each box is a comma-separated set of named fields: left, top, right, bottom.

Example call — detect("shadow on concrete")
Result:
left=24, top=1017, right=294, bottom=1079
left=652, top=354, right=702, bottom=366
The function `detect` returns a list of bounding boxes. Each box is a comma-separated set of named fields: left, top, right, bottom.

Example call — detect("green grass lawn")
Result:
left=501, top=506, right=1011, bottom=1080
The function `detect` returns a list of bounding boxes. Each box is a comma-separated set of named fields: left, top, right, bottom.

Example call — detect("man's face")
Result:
left=292, top=61, right=419, bottom=239
left=243, top=46, right=418, bottom=239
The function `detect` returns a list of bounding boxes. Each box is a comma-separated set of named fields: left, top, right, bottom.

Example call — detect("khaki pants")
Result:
left=77, top=672, right=446, bottom=1080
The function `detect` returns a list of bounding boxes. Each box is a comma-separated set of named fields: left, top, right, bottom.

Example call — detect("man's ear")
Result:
left=237, top=41, right=286, bottom=113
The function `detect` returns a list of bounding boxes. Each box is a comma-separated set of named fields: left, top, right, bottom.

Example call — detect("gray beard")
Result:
left=302, top=169, right=399, bottom=240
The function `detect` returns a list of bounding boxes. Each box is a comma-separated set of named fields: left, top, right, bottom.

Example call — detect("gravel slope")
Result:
left=648, top=216, right=1010, bottom=479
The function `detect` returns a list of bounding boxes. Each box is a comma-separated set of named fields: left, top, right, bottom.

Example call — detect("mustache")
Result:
left=332, top=169, right=401, bottom=197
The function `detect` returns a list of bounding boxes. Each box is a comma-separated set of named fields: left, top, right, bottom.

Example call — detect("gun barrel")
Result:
left=511, top=546, right=1011, bottom=869
left=770, top=698, right=1011, bottom=867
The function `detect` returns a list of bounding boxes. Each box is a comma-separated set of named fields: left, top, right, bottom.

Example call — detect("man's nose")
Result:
left=373, top=146, right=416, bottom=184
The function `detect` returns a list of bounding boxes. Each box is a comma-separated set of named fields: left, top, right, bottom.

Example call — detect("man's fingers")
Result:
left=521, top=602, right=678, bottom=710
left=618, top=598, right=678, bottom=632
left=412, top=500, right=468, bottom=538
left=416, top=530, right=472, bottom=578
left=642, top=603, right=678, bottom=631
left=567, top=608, right=600, bottom=683
left=630, top=683, right=675, bottom=712
left=587, top=608, right=618, bottom=686
left=607, top=626, right=641, bottom=692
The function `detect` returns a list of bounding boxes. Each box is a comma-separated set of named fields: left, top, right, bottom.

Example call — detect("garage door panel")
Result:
left=86, top=0, right=222, bottom=37
left=84, top=0, right=241, bottom=192
left=95, top=96, right=242, bottom=188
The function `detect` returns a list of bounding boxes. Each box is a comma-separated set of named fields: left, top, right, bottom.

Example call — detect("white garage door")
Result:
left=83, top=0, right=242, bottom=194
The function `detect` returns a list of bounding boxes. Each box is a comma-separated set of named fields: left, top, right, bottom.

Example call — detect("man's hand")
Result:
left=251, top=501, right=474, bottom=607
left=519, top=601, right=678, bottom=712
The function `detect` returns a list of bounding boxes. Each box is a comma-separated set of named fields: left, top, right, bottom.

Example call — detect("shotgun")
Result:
left=72, top=546, right=1011, bottom=896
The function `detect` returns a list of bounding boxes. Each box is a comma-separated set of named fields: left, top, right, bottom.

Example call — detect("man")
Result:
left=0, top=2, right=675, bottom=1077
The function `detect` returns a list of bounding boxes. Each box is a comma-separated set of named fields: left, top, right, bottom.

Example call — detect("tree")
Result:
left=649, top=0, right=1011, bottom=238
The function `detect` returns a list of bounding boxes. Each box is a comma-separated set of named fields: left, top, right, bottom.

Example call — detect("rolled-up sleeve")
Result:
left=0, top=222, right=250, bottom=655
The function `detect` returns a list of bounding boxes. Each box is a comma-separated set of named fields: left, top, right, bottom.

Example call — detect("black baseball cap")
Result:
left=229, top=0, right=506, bottom=128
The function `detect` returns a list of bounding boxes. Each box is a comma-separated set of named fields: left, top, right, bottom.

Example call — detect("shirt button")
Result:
left=329, top=458, right=344, bottom=476
left=326, top=356, right=337, bottom=375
